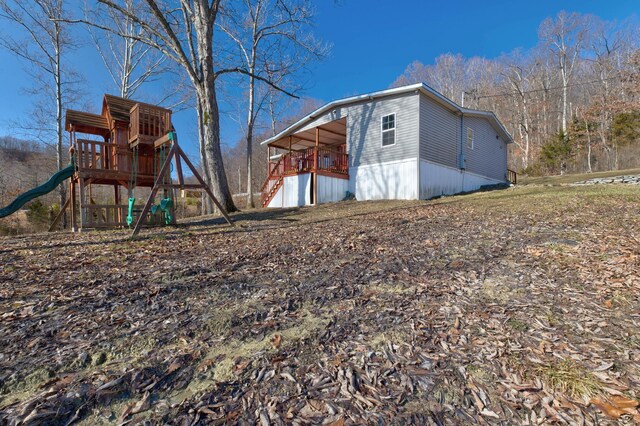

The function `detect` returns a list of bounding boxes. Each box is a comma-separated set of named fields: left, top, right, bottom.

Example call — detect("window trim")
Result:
left=467, top=127, right=474, bottom=150
left=381, top=112, right=396, bottom=147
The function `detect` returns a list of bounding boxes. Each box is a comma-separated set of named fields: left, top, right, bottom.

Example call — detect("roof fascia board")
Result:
left=262, top=83, right=513, bottom=145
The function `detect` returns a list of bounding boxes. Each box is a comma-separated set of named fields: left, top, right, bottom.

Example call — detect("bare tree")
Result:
left=219, top=0, right=327, bottom=208
left=0, top=0, right=80, bottom=222
left=539, top=11, right=589, bottom=133
left=501, top=52, right=535, bottom=169
left=87, top=0, right=168, bottom=99
left=79, top=0, right=312, bottom=213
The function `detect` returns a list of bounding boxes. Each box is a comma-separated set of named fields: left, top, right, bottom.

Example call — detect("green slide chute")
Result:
left=0, top=164, right=75, bottom=218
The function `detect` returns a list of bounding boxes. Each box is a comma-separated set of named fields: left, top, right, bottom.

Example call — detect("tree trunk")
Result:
left=195, top=101, right=213, bottom=214
left=561, top=73, right=568, bottom=133
left=191, top=0, right=236, bottom=213
left=585, top=118, right=592, bottom=173
left=246, top=61, right=256, bottom=209
left=54, top=25, right=67, bottom=228
left=197, top=84, right=236, bottom=213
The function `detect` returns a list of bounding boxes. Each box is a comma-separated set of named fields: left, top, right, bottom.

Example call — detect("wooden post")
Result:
left=79, top=178, right=86, bottom=229
left=175, top=144, right=233, bottom=225
left=131, top=134, right=233, bottom=237
left=267, top=145, right=271, bottom=177
left=48, top=197, right=71, bottom=232
left=131, top=144, right=176, bottom=237
left=114, top=185, right=120, bottom=224
left=314, top=128, right=319, bottom=204
left=70, top=180, right=77, bottom=232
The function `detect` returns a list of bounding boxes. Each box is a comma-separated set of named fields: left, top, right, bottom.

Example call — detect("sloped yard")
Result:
left=0, top=184, right=639, bottom=425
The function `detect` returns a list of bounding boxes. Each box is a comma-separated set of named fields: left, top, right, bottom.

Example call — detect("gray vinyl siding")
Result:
left=419, top=93, right=459, bottom=168
left=297, top=92, right=420, bottom=167
left=464, top=116, right=508, bottom=181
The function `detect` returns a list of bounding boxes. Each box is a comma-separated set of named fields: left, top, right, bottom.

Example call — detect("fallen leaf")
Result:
left=590, top=395, right=639, bottom=419
left=271, top=333, right=282, bottom=348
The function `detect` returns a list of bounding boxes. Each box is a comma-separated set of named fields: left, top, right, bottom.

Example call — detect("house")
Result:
left=260, top=83, right=514, bottom=208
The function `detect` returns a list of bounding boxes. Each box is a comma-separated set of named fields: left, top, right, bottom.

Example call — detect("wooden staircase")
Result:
left=261, top=157, right=284, bottom=207
left=260, top=147, right=349, bottom=208
left=261, top=175, right=283, bottom=207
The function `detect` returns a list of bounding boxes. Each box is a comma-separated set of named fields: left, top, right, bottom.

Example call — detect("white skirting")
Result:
left=349, top=158, right=419, bottom=201
left=267, top=173, right=348, bottom=208
left=419, top=159, right=504, bottom=199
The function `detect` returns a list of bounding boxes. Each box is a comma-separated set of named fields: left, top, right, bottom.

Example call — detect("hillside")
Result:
left=0, top=184, right=639, bottom=424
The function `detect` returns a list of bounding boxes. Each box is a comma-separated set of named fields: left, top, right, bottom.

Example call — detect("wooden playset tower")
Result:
left=61, top=94, right=231, bottom=234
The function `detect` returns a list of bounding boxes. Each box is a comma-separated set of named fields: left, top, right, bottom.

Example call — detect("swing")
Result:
left=149, top=145, right=173, bottom=225
left=126, top=146, right=139, bottom=227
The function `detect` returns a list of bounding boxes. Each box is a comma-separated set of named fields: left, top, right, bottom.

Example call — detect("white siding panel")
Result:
left=464, top=116, right=508, bottom=181
left=317, top=175, right=349, bottom=204
left=266, top=183, right=284, bottom=208
left=282, top=173, right=311, bottom=207
left=419, top=159, right=502, bottom=199
left=350, top=158, right=418, bottom=200
left=295, top=92, right=420, bottom=167
left=419, top=93, right=459, bottom=168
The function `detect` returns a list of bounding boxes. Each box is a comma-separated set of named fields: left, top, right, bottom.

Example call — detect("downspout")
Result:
left=459, top=113, right=466, bottom=192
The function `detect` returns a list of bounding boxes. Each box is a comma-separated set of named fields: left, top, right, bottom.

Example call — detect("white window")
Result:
left=467, top=127, right=474, bottom=150
left=381, top=113, right=396, bottom=147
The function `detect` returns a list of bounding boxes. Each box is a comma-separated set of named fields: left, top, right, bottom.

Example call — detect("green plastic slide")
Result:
left=0, top=164, right=75, bottom=219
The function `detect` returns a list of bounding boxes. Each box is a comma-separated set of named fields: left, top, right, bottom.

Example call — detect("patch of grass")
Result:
left=481, top=276, right=524, bottom=304
left=610, top=291, right=632, bottom=307
left=367, top=328, right=414, bottom=350
left=506, top=317, right=529, bottom=332
left=168, top=308, right=330, bottom=404
left=545, top=242, right=567, bottom=253
left=466, top=364, right=494, bottom=383
left=0, top=367, right=55, bottom=404
left=537, top=360, right=602, bottom=399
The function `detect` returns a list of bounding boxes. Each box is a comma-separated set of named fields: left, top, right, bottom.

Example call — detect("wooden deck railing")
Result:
left=283, top=147, right=314, bottom=175
left=317, top=147, right=349, bottom=176
left=129, top=103, right=172, bottom=145
left=507, top=168, right=517, bottom=184
left=261, top=157, right=284, bottom=204
left=261, top=147, right=349, bottom=207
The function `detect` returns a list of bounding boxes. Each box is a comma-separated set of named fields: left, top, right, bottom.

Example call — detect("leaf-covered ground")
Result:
left=1, top=184, right=639, bottom=425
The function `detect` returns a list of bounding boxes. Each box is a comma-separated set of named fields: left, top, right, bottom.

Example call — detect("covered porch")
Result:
left=261, top=118, right=348, bottom=208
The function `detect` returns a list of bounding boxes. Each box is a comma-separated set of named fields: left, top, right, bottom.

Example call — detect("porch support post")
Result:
left=314, top=128, right=319, bottom=204
left=288, top=136, right=292, bottom=154
left=114, top=185, right=120, bottom=224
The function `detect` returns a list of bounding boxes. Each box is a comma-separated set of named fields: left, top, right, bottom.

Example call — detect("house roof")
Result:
left=261, top=83, right=514, bottom=147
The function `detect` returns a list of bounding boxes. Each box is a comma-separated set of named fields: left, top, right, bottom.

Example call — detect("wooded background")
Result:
left=0, top=7, right=639, bottom=234
left=392, top=12, right=640, bottom=175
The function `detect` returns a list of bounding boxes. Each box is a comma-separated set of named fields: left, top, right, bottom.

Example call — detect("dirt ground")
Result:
left=0, top=184, right=639, bottom=425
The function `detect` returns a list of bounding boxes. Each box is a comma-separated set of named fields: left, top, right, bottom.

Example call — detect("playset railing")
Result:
left=129, top=103, right=172, bottom=146
left=75, top=139, right=118, bottom=171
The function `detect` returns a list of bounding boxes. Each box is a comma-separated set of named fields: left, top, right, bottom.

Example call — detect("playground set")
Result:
left=0, top=94, right=232, bottom=236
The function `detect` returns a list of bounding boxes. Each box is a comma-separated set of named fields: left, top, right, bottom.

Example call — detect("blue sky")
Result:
left=0, top=0, right=637, bottom=161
